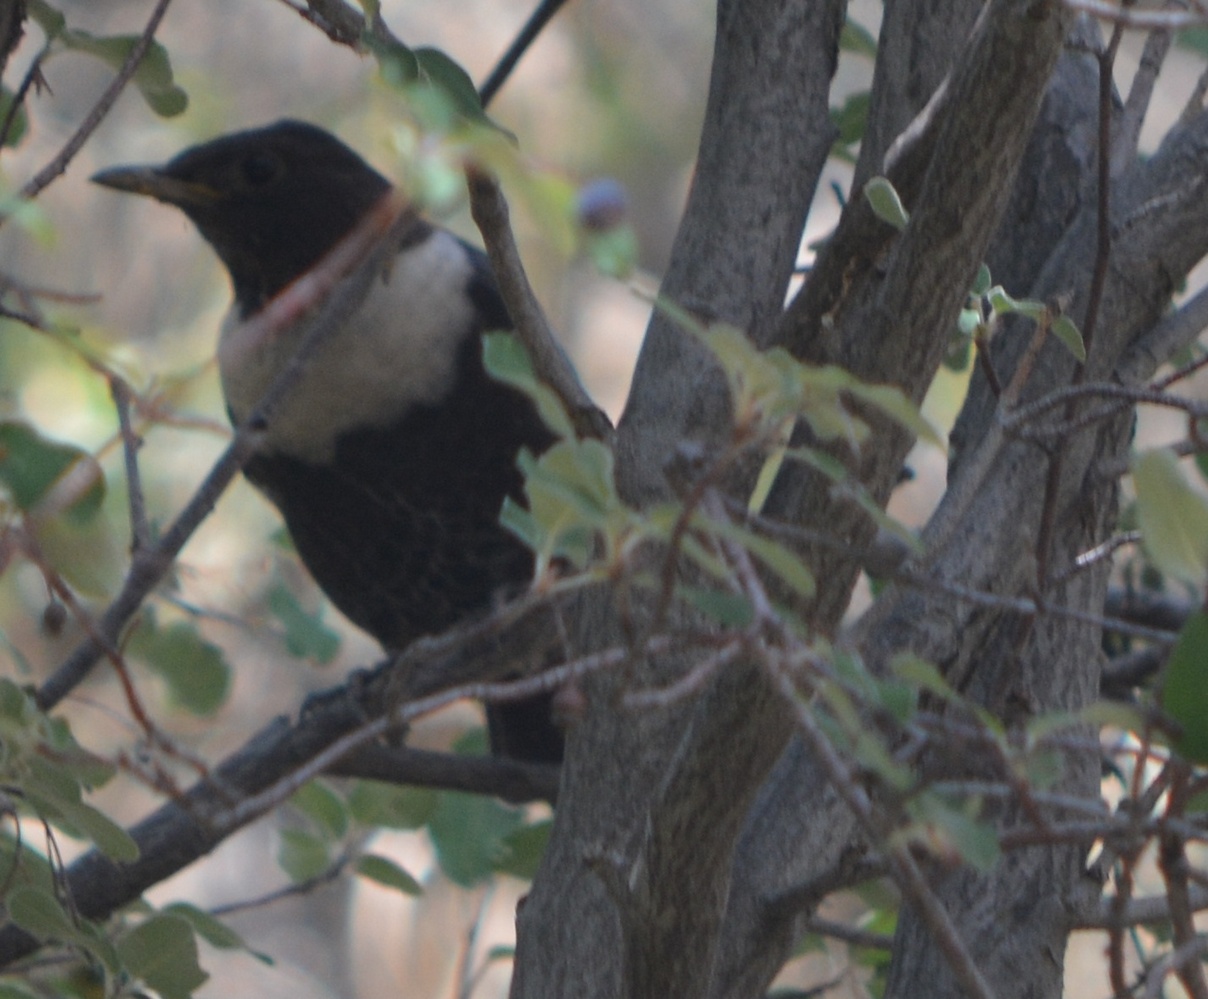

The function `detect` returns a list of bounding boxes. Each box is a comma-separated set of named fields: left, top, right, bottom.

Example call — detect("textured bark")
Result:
left=510, top=2, right=1130, bottom=998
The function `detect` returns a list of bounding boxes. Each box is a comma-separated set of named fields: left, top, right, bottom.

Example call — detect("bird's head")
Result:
left=92, top=120, right=394, bottom=315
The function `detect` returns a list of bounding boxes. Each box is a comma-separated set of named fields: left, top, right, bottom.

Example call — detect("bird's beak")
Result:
left=90, top=165, right=218, bottom=208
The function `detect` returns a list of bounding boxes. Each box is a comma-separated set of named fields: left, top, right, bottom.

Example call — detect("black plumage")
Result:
left=93, top=120, right=562, bottom=764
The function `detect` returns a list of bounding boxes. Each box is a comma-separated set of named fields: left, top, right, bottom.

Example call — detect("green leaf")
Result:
left=971, top=264, right=992, bottom=297
left=414, top=47, right=487, bottom=123
left=277, top=828, right=331, bottom=883
left=906, top=794, right=1000, bottom=870
left=52, top=799, right=138, bottom=862
left=291, top=779, right=349, bottom=841
left=482, top=333, right=574, bottom=439
left=267, top=584, right=341, bottom=664
left=27, top=1, right=65, bottom=37
left=513, top=438, right=621, bottom=568
left=0, top=88, right=28, bottom=147
left=986, top=286, right=1045, bottom=321
left=1177, top=26, right=1208, bottom=56
left=0, top=420, right=105, bottom=522
left=117, top=914, right=208, bottom=999
left=846, top=381, right=943, bottom=447
left=365, top=33, right=418, bottom=89
left=163, top=903, right=247, bottom=951
left=677, top=586, right=755, bottom=628
left=427, top=791, right=523, bottom=888
left=356, top=853, right=423, bottom=896
left=1160, top=611, right=1208, bottom=763
left=693, top=514, right=815, bottom=599
left=840, top=19, right=878, bottom=57
left=494, top=819, right=551, bottom=881
left=585, top=225, right=638, bottom=279
left=127, top=614, right=231, bottom=716
left=7, top=884, right=118, bottom=968
left=1050, top=315, right=1086, bottom=362
left=6, top=885, right=76, bottom=939
left=1133, top=448, right=1208, bottom=586
left=59, top=31, right=187, bottom=117
left=864, top=177, right=909, bottom=231
left=347, top=780, right=437, bottom=830
left=0, top=979, right=44, bottom=999
left=890, top=653, right=960, bottom=703
left=831, top=91, right=870, bottom=146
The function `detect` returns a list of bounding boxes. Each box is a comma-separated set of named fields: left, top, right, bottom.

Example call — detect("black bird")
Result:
left=92, top=120, right=563, bottom=764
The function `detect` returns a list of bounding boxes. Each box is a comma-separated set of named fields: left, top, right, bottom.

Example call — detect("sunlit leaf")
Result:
left=1050, top=315, right=1086, bottom=362
left=1133, top=448, right=1208, bottom=586
left=864, top=176, right=909, bottom=231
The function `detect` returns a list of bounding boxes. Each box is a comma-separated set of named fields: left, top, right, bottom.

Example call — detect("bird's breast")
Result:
left=217, top=228, right=479, bottom=464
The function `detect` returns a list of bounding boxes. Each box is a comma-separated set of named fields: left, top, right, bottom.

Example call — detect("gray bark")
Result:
left=506, top=0, right=1208, bottom=996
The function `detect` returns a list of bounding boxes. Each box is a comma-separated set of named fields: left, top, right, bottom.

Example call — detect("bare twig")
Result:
left=1144, top=935, right=1208, bottom=999
left=223, top=634, right=671, bottom=831
left=466, top=168, right=612, bottom=442
left=1159, top=767, right=1208, bottom=999
left=768, top=656, right=999, bottom=999
left=804, top=916, right=894, bottom=951
left=0, top=43, right=47, bottom=152
left=1077, top=884, right=1208, bottom=929
left=15, top=0, right=174, bottom=204
left=36, top=195, right=418, bottom=710
left=109, top=377, right=150, bottom=553
left=327, top=743, right=559, bottom=804
left=1064, top=0, right=1208, bottom=28
left=1113, top=23, right=1173, bottom=176
left=478, top=0, right=573, bottom=107
left=210, top=853, right=352, bottom=917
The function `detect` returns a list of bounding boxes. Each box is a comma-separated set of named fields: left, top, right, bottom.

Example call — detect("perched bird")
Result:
left=92, top=119, right=563, bottom=763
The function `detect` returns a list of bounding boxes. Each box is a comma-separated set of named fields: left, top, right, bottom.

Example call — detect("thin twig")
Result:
left=478, top=0, right=573, bottom=107
left=767, top=657, right=999, bottom=999
left=465, top=167, right=611, bottom=442
left=804, top=916, right=894, bottom=951
left=109, top=377, right=150, bottom=553
left=1064, top=0, right=1208, bottom=28
left=1113, top=22, right=1173, bottom=176
left=1159, top=766, right=1208, bottom=999
left=16, top=0, right=174, bottom=204
left=1145, top=935, right=1208, bottom=999
left=0, top=44, right=48, bottom=152
left=36, top=196, right=418, bottom=710
left=221, top=634, right=672, bottom=832
left=210, top=853, right=352, bottom=917
left=1078, top=884, right=1208, bottom=930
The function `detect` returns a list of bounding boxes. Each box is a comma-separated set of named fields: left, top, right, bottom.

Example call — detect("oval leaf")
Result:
left=864, top=176, right=909, bottom=231
left=356, top=854, right=423, bottom=896
left=1133, top=448, right=1208, bottom=586
left=1161, top=610, right=1208, bottom=763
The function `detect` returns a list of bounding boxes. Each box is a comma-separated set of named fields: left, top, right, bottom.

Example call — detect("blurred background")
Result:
left=1, top=1, right=1206, bottom=996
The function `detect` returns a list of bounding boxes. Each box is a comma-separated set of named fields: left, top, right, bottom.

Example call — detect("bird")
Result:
left=92, top=119, right=564, bottom=764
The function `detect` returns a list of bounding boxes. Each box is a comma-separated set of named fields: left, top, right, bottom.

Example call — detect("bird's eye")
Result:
left=240, top=152, right=282, bottom=188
